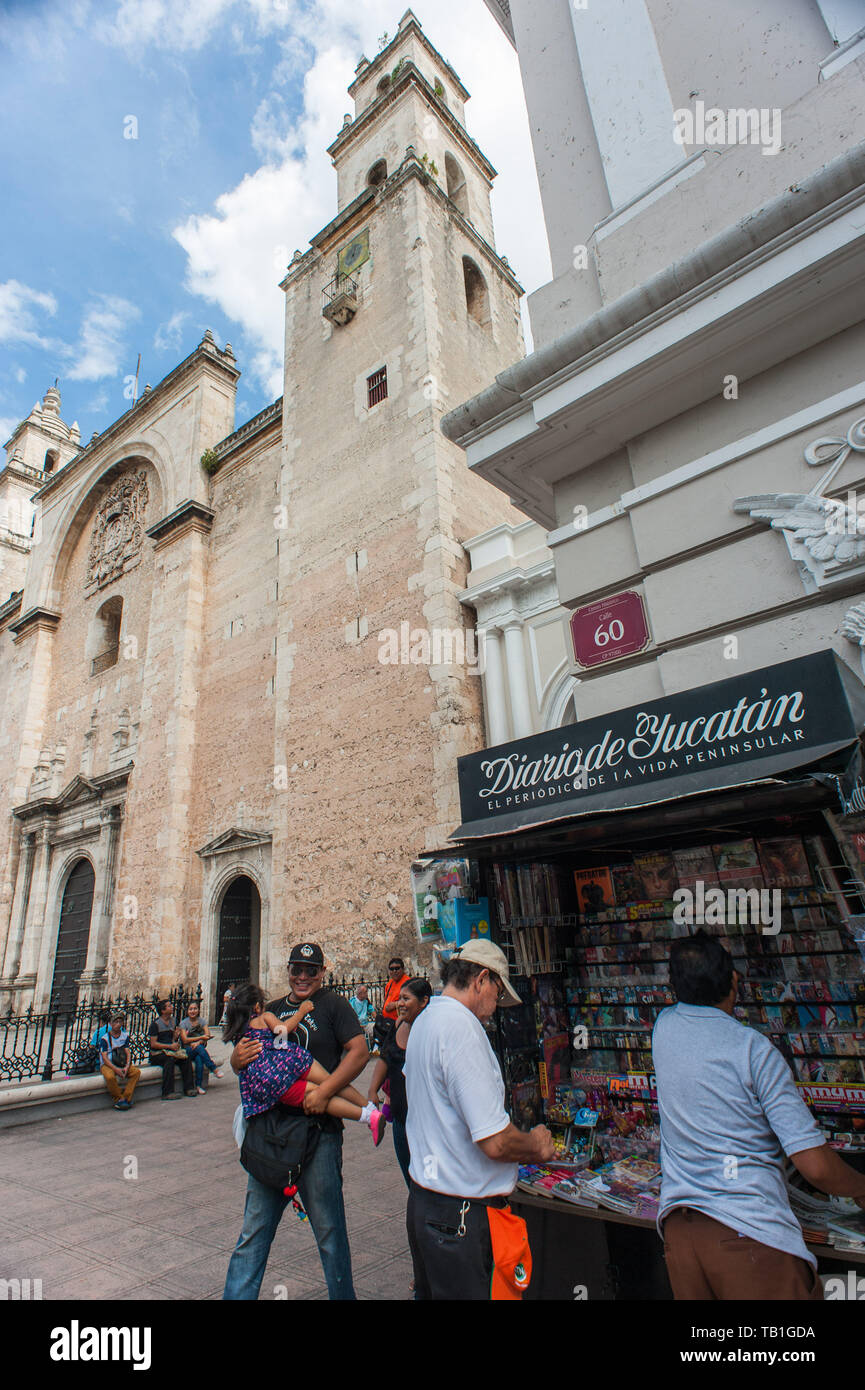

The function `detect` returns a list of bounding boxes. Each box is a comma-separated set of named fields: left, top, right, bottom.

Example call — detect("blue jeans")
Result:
left=189, top=1044, right=216, bottom=1087
left=223, top=1129, right=355, bottom=1300
left=392, top=1118, right=411, bottom=1190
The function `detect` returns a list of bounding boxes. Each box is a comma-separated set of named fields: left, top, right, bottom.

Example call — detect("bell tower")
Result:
left=272, top=11, right=525, bottom=966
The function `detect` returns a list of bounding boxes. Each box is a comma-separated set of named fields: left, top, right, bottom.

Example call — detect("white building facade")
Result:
left=447, top=0, right=865, bottom=726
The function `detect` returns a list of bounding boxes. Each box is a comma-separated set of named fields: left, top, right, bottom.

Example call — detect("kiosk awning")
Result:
left=450, top=651, right=865, bottom=848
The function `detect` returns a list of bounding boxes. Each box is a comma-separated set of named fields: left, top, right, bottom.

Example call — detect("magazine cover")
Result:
left=410, top=859, right=444, bottom=943
left=757, top=837, right=812, bottom=888
left=511, top=1079, right=543, bottom=1130
left=573, top=866, right=615, bottom=913
left=542, top=1032, right=571, bottom=1093
left=634, top=851, right=679, bottom=899
left=712, top=839, right=765, bottom=889
left=611, top=861, right=644, bottom=906
left=671, top=844, right=719, bottom=890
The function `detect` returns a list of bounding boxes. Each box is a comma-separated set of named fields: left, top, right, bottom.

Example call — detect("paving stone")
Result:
left=0, top=1062, right=415, bottom=1301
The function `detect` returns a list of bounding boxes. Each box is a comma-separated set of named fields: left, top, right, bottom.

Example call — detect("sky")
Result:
left=0, top=0, right=551, bottom=448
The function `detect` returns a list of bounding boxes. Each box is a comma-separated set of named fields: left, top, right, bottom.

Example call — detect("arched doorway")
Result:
left=215, top=876, right=261, bottom=1020
left=50, top=859, right=95, bottom=1012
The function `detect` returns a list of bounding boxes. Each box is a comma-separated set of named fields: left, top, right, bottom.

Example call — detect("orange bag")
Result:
left=487, top=1204, right=532, bottom=1300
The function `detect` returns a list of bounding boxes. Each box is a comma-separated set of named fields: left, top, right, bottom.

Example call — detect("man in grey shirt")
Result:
left=654, top=930, right=865, bottom=1299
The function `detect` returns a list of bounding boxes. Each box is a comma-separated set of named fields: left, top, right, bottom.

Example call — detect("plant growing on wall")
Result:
left=200, top=447, right=220, bottom=475
left=420, top=152, right=439, bottom=179
left=434, top=79, right=444, bottom=98
left=391, top=57, right=405, bottom=81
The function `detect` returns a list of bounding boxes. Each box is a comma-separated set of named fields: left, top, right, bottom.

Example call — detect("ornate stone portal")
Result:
left=86, top=469, right=150, bottom=593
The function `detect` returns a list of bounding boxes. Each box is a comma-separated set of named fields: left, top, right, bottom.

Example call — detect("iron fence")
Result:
left=1, top=976, right=425, bottom=1084
left=0, top=983, right=203, bottom=1084
left=325, top=973, right=391, bottom=1014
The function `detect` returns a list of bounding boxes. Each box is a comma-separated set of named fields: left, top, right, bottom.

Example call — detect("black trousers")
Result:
left=406, top=1181, right=495, bottom=1300
left=150, top=1053, right=195, bottom=1096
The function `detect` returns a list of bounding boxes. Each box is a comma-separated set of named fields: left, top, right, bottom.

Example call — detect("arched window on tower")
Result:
left=367, top=159, right=388, bottom=189
left=43, top=449, right=59, bottom=474
left=377, top=75, right=391, bottom=97
left=89, top=595, right=123, bottom=676
left=445, top=153, right=469, bottom=218
left=463, top=257, right=490, bottom=328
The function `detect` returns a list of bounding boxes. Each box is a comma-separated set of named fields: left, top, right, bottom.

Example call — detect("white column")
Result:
left=481, top=627, right=510, bottom=747
left=503, top=621, right=534, bottom=740
left=569, top=0, right=678, bottom=208
left=815, top=0, right=865, bottom=43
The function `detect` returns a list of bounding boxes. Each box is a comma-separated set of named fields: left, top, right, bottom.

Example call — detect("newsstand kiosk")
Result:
left=447, top=652, right=865, bottom=1299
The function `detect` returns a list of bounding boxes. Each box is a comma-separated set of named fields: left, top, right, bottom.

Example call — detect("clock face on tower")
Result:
left=338, top=228, right=370, bottom=278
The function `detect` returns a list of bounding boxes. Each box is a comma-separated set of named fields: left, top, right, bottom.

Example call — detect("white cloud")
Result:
left=65, top=294, right=141, bottom=381
left=154, top=311, right=190, bottom=353
left=173, top=2, right=550, bottom=390
left=14, top=366, right=27, bottom=384
left=0, top=281, right=60, bottom=350
left=95, top=0, right=237, bottom=52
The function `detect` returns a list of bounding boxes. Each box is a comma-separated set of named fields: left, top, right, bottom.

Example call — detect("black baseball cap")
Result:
left=288, top=942, right=325, bottom=968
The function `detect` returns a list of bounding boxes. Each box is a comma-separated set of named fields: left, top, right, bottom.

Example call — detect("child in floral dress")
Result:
left=224, top=982, right=386, bottom=1143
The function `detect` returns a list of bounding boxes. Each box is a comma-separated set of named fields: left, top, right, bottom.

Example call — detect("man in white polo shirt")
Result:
left=405, top=940, right=554, bottom=1300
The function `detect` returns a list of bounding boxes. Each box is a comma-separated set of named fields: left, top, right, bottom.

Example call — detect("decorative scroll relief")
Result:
left=86, top=469, right=149, bottom=594
left=733, top=415, right=865, bottom=594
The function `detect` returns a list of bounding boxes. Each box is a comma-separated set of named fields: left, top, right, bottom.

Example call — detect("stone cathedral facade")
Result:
left=0, top=12, right=525, bottom=1017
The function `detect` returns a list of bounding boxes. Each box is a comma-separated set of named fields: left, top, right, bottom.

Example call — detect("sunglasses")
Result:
left=388, top=965, right=404, bottom=973
left=486, top=972, right=505, bottom=1002
left=289, top=965, right=321, bottom=978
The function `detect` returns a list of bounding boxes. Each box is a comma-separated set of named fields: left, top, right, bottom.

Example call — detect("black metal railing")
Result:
left=321, top=272, right=358, bottom=308
left=0, top=983, right=203, bottom=1084
left=325, top=974, right=391, bottom=1014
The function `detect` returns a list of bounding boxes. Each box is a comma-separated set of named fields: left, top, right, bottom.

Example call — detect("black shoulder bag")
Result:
left=240, top=1105, right=322, bottom=1192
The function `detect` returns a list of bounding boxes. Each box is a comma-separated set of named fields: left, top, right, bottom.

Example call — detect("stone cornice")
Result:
left=441, top=141, right=865, bottom=460
left=309, top=187, right=378, bottom=253
left=460, top=559, right=556, bottom=608
left=0, top=590, right=22, bottom=629
left=286, top=154, right=522, bottom=296
left=210, top=398, right=283, bottom=469
left=1, top=458, right=48, bottom=489
left=146, top=499, right=215, bottom=548
left=13, top=763, right=133, bottom=823
left=197, top=827, right=273, bottom=857
left=34, top=336, right=240, bottom=501
left=9, top=606, right=61, bottom=641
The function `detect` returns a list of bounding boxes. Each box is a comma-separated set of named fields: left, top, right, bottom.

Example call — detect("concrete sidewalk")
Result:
left=0, top=1059, right=413, bottom=1301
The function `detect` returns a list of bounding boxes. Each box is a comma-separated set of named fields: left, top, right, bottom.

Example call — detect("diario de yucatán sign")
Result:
left=456, top=651, right=865, bottom=831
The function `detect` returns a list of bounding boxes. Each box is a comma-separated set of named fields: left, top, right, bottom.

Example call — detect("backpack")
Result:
left=240, top=1105, right=322, bottom=1192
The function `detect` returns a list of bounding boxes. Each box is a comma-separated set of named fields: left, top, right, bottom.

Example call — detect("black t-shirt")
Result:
left=149, top=1017, right=176, bottom=1053
left=380, top=1028, right=408, bottom=1123
left=266, top=989, right=364, bottom=1133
